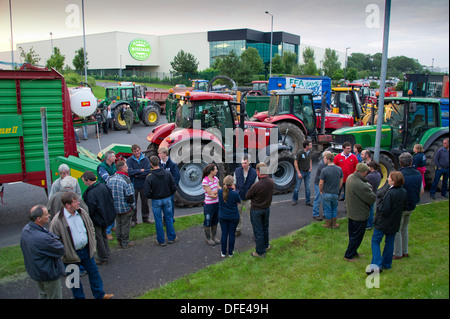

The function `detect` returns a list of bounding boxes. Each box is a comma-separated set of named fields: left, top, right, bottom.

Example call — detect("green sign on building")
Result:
left=128, top=39, right=151, bottom=61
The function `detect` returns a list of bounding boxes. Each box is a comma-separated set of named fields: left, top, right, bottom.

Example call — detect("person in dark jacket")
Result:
left=233, top=155, right=258, bottom=235
left=144, top=156, right=178, bottom=246
left=246, top=162, right=275, bottom=258
left=158, top=146, right=180, bottom=222
left=127, top=144, right=152, bottom=226
left=394, top=152, right=424, bottom=259
left=366, top=161, right=381, bottom=230
left=218, top=175, right=241, bottom=258
left=20, top=205, right=65, bottom=299
left=368, top=171, right=408, bottom=274
left=81, top=171, right=116, bottom=265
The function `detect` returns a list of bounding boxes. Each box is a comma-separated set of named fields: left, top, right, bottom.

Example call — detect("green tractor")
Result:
left=98, top=83, right=160, bottom=130
left=330, top=96, right=449, bottom=193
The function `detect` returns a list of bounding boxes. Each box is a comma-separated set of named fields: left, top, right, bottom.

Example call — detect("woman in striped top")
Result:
left=202, top=164, right=221, bottom=246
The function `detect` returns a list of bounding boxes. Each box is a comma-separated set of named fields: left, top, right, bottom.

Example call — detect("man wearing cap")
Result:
left=343, top=163, right=377, bottom=261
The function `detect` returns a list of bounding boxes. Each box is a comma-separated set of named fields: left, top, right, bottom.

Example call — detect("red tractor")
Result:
left=146, top=91, right=296, bottom=207
left=251, top=87, right=354, bottom=154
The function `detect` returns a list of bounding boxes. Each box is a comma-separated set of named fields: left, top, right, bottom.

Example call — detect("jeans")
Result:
left=219, top=218, right=239, bottom=255
left=394, top=210, right=413, bottom=257
left=371, top=228, right=396, bottom=269
left=430, top=168, right=449, bottom=196
left=203, top=203, right=219, bottom=227
left=367, top=203, right=375, bottom=229
left=312, top=184, right=322, bottom=217
left=292, top=170, right=311, bottom=204
left=322, top=193, right=338, bottom=220
left=250, top=208, right=270, bottom=255
left=68, top=246, right=105, bottom=299
left=152, top=197, right=176, bottom=244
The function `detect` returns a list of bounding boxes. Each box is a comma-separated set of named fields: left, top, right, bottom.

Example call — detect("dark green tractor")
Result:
left=331, top=96, right=448, bottom=193
left=98, top=84, right=160, bottom=130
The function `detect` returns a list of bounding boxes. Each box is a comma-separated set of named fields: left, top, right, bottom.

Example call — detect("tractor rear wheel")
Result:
left=113, top=104, right=131, bottom=130
left=171, top=142, right=224, bottom=207
left=377, top=153, right=395, bottom=195
left=277, top=122, right=305, bottom=155
left=271, top=151, right=296, bottom=194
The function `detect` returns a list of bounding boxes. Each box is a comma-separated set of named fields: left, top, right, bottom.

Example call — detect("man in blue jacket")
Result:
left=20, top=205, right=65, bottom=299
left=127, top=144, right=152, bottom=226
left=233, top=155, right=258, bottom=236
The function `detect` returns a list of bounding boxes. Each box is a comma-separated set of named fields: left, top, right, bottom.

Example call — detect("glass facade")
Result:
left=208, top=30, right=299, bottom=67
left=209, top=40, right=246, bottom=66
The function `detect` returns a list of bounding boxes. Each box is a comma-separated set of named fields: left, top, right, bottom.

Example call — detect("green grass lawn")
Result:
left=140, top=201, right=449, bottom=299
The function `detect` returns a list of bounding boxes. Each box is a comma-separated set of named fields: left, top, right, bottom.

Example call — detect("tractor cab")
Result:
left=248, top=81, right=269, bottom=96
left=267, top=88, right=317, bottom=136
left=191, top=79, right=209, bottom=92
left=175, top=92, right=235, bottom=140
left=383, top=97, right=441, bottom=154
left=331, top=87, right=363, bottom=122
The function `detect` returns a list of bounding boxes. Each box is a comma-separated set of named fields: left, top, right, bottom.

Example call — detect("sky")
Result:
left=1, top=0, right=448, bottom=68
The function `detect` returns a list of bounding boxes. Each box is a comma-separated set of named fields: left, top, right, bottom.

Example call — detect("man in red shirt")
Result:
left=334, top=141, right=358, bottom=201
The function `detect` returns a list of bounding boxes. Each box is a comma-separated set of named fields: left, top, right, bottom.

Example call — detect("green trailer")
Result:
left=0, top=66, right=133, bottom=198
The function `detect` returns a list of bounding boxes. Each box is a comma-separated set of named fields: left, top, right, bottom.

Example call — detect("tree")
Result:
left=46, top=47, right=65, bottom=72
left=282, top=51, right=298, bottom=74
left=302, top=47, right=316, bottom=64
left=170, top=50, right=199, bottom=75
left=322, top=48, right=341, bottom=78
left=270, top=54, right=285, bottom=74
left=240, top=48, right=264, bottom=75
left=302, top=59, right=318, bottom=76
left=346, top=67, right=358, bottom=82
left=19, top=46, right=41, bottom=66
left=73, top=48, right=88, bottom=73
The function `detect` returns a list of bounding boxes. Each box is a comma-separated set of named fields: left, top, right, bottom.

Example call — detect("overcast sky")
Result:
left=1, top=0, right=448, bottom=67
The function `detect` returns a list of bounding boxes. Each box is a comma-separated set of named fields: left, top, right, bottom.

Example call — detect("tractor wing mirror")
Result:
left=409, top=102, right=418, bottom=113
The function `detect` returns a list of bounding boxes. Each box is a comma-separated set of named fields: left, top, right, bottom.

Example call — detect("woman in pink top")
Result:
left=202, top=164, right=221, bottom=246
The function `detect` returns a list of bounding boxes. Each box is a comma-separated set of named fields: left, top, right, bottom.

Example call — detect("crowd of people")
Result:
left=19, top=137, right=448, bottom=299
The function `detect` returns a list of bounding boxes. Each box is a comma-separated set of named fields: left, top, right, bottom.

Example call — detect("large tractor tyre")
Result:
left=145, top=143, right=159, bottom=158
left=277, top=122, right=305, bottom=155
left=424, top=136, right=447, bottom=189
left=270, top=151, right=296, bottom=194
left=171, top=142, right=224, bottom=207
left=142, top=106, right=160, bottom=126
left=377, top=153, right=395, bottom=195
left=113, top=104, right=132, bottom=130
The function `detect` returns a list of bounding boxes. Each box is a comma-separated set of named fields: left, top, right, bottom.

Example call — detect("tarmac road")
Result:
left=0, top=113, right=446, bottom=299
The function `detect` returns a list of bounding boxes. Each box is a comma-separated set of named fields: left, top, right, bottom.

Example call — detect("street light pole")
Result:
left=344, top=47, right=350, bottom=80
left=50, top=32, right=53, bottom=55
left=265, top=11, right=273, bottom=78
left=9, top=0, right=14, bottom=69
left=82, top=0, right=88, bottom=85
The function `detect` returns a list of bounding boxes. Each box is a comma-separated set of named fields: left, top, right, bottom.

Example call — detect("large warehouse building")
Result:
left=0, top=28, right=345, bottom=77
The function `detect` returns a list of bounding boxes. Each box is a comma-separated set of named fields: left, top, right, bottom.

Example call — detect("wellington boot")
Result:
left=331, top=218, right=340, bottom=229
left=321, top=219, right=332, bottom=229
left=211, top=225, right=221, bottom=244
left=204, top=226, right=216, bottom=246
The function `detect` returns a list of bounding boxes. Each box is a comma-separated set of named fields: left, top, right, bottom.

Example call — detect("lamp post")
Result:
left=9, top=0, right=14, bottom=69
left=265, top=11, right=273, bottom=78
left=82, top=0, right=88, bottom=85
left=344, top=47, right=350, bottom=80
left=50, top=32, right=53, bottom=55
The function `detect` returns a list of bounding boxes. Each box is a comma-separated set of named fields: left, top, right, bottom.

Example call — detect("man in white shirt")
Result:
left=50, top=191, right=114, bottom=299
